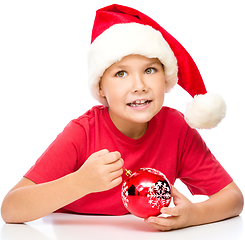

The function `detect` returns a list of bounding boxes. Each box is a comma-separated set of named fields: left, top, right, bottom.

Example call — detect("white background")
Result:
left=0, top=0, right=244, bottom=217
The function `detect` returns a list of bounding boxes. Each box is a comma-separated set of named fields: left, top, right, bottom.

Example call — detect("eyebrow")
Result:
left=146, top=60, right=163, bottom=67
left=114, top=59, right=162, bottom=70
left=147, top=58, right=162, bottom=64
left=113, top=64, right=129, bottom=70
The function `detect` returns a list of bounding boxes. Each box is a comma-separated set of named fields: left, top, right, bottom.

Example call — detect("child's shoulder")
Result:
left=156, top=106, right=189, bottom=130
left=59, top=105, right=107, bottom=138
left=72, top=105, right=107, bottom=126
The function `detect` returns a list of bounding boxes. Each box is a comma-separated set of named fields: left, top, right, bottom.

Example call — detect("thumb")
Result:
left=171, top=186, right=182, bottom=198
left=171, top=186, right=188, bottom=205
left=160, top=186, right=185, bottom=215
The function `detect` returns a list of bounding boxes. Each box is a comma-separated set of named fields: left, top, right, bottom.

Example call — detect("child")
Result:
left=1, top=4, right=243, bottom=231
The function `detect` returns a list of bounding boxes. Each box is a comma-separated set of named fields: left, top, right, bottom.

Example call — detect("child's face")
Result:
left=99, top=54, right=165, bottom=135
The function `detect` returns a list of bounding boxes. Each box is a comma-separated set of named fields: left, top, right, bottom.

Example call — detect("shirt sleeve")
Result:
left=24, top=120, right=87, bottom=184
left=178, top=126, right=233, bottom=196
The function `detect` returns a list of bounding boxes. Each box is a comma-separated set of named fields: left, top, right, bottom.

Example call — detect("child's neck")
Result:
left=109, top=114, right=148, bottom=139
left=119, top=122, right=148, bottom=139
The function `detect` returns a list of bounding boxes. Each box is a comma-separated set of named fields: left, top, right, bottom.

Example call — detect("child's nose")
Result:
left=132, top=75, right=147, bottom=93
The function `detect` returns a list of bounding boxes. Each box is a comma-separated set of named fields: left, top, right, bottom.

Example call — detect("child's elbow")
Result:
left=1, top=203, right=13, bottom=224
left=1, top=203, right=11, bottom=224
left=1, top=198, right=23, bottom=224
left=1, top=211, right=12, bottom=224
left=221, top=182, right=244, bottom=217
left=236, top=189, right=244, bottom=216
left=231, top=183, right=244, bottom=216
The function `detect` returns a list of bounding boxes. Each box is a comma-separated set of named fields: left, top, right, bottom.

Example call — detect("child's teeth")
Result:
left=135, top=100, right=147, bottom=104
left=128, top=100, right=150, bottom=107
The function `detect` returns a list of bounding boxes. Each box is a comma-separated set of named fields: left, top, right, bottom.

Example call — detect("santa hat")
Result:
left=87, top=4, right=226, bottom=129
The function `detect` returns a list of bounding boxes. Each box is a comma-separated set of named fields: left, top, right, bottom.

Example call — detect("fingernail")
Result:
left=161, top=208, right=166, bottom=213
left=148, top=218, right=155, bottom=223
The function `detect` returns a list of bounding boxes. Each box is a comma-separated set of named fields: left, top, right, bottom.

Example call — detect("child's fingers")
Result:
left=144, top=217, right=176, bottom=231
left=109, top=158, right=124, bottom=172
left=171, top=186, right=183, bottom=199
left=99, top=151, right=124, bottom=174
left=160, top=187, right=184, bottom=216
left=161, top=206, right=181, bottom=217
left=103, top=151, right=122, bottom=164
left=110, top=175, right=123, bottom=188
left=91, top=149, right=110, bottom=158
left=110, top=168, right=124, bottom=181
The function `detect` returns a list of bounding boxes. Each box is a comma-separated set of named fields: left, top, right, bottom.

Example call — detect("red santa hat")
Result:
left=87, top=4, right=226, bottom=129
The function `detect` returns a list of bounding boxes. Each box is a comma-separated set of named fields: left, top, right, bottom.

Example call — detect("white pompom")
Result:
left=184, top=92, right=226, bottom=129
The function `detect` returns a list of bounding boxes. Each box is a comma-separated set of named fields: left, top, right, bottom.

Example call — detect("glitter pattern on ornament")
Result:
left=121, top=167, right=172, bottom=218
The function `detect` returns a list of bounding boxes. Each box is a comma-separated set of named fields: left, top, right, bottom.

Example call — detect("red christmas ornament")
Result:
left=121, top=168, right=172, bottom=218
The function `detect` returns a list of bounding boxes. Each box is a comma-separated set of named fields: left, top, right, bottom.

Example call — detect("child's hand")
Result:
left=144, top=186, right=197, bottom=231
left=145, top=182, right=243, bottom=231
left=75, top=149, right=124, bottom=194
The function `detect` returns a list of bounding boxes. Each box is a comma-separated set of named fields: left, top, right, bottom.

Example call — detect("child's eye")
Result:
left=145, top=68, right=156, bottom=74
left=116, top=71, right=128, bottom=78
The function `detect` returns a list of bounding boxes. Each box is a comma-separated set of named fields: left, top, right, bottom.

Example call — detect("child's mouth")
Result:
left=127, top=100, right=152, bottom=107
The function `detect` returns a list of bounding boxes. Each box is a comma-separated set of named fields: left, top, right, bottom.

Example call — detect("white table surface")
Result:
left=1, top=212, right=244, bottom=240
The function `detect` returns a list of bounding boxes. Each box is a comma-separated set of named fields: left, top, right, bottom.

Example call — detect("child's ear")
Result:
left=99, top=88, right=105, bottom=97
left=99, top=83, right=106, bottom=97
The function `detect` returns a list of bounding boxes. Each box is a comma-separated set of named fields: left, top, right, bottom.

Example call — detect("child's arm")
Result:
left=145, top=182, right=244, bottom=231
left=1, top=149, right=124, bottom=223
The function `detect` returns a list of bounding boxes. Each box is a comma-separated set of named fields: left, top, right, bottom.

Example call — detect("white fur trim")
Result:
left=87, top=23, right=178, bottom=105
left=184, top=92, right=227, bottom=129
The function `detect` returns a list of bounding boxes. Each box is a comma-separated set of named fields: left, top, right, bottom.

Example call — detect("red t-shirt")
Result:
left=24, top=105, right=232, bottom=215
